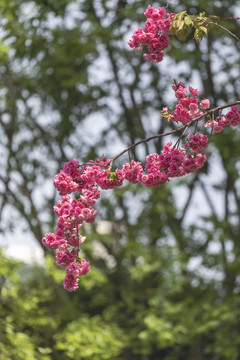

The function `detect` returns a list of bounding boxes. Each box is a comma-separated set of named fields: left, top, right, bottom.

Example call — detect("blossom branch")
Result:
left=108, top=100, right=240, bottom=169
left=42, top=2, right=240, bottom=292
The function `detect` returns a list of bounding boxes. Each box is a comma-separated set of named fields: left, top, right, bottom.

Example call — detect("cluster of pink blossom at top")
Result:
left=128, top=5, right=175, bottom=63
left=42, top=79, right=240, bottom=292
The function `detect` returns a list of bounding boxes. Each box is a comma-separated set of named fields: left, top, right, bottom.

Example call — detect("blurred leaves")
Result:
left=55, top=316, right=124, bottom=359
left=171, top=11, right=218, bottom=41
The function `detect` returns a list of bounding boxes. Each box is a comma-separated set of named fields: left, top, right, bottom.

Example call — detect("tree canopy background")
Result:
left=0, top=0, right=240, bottom=359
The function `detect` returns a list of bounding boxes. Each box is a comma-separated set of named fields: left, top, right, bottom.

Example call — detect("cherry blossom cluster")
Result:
left=163, top=81, right=240, bottom=132
left=42, top=79, right=240, bottom=291
left=204, top=106, right=240, bottom=132
left=123, top=139, right=207, bottom=188
left=128, top=5, right=175, bottom=63
left=42, top=157, right=127, bottom=291
left=162, top=81, right=211, bottom=124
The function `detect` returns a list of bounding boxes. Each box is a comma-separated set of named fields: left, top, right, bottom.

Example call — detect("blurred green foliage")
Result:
left=0, top=0, right=240, bottom=359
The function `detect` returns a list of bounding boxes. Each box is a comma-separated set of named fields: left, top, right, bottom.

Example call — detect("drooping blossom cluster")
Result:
left=42, top=156, right=128, bottom=291
left=42, top=79, right=240, bottom=291
left=184, top=133, right=208, bottom=153
left=128, top=5, right=175, bottom=63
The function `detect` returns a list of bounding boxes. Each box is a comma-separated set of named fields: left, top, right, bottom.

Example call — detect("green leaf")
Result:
left=199, top=26, right=208, bottom=35
left=184, top=16, right=193, bottom=27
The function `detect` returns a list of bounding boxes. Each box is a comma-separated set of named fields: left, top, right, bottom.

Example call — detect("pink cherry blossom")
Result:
left=122, top=160, right=143, bottom=183
left=42, top=233, right=59, bottom=250
left=185, top=133, right=208, bottom=153
left=63, top=274, right=79, bottom=292
left=200, top=99, right=210, bottom=109
left=78, top=259, right=90, bottom=276
left=225, top=106, right=240, bottom=126
left=189, top=86, right=199, bottom=99
left=128, top=6, right=174, bottom=63
left=204, top=120, right=224, bottom=133
left=56, top=249, right=78, bottom=267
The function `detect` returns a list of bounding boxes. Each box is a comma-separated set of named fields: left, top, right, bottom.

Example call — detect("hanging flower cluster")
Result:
left=42, top=77, right=240, bottom=291
left=128, top=5, right=175, bottom=63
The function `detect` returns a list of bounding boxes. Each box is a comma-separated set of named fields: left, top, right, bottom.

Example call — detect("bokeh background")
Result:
left=0, top=0, right=240, bottom=359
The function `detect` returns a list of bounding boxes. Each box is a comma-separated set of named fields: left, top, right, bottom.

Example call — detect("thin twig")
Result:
left=128, top=150, right=131, bottom=163
left=207, top=20, right=240, bottom=41
left=166, top=0, right=171, bottom=9
left=210, top=16, right=240, bottom=21
left=173, top=122, right=191, bottom=149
